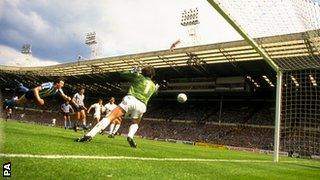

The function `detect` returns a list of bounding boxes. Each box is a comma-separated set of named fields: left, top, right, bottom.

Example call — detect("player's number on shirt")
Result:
left=144, top=81, right=152, bottom=94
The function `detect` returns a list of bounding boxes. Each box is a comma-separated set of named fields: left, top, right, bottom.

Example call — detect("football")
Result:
left=177, top=93, right=187, bottom=103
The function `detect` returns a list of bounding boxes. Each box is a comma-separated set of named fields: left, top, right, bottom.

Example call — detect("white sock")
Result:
left=68, top=121, right=71, bottom=128
left=112, top=124, right=121, bottom=134
left=109, top=123, right=115, bottom=135
left=86, top=117, right=110, bottom=137
left=127, top=124, right=138, bottom=139
left=64, top=121, right=67, bottom=128
left=83, top=119, right=86, bottom=126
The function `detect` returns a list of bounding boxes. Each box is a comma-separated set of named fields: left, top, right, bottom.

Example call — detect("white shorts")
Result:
left=93, top=114, right=101, bottom=120
left=119, top=95, right=146, bottom=119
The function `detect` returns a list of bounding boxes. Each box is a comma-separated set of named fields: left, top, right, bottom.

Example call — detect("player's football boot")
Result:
left=73, top=125, right=78, bottom=132
left=108, top=134, right=115, bottom=138
left=74, top=135, right=92, bottom=142
left=18, top=83, right=29, bottom=94
left=127, top=137, right=137, bottom=148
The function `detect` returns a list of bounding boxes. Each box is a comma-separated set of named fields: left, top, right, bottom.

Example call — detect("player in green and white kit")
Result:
left=76, top=66, right=158, bottom=147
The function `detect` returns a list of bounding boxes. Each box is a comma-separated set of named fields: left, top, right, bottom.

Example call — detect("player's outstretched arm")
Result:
left=87, top=106, right=92, bottom=114
left=60, top=92, right=71, bottom=102
left=65, top=95, right=71, bottom=101
left=33, top=86, right=44, bottom=105
left=56, top=88, right=71, bottom=102
left=119, top=69, right=139, bottom=81
left=62, top=95, right=71, bottom=102
left=154, top=83, right=160, bottom=95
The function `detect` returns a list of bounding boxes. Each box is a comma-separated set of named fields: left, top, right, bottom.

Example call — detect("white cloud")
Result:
left=77, top=0, right=242, bottom=57
left=0, top=0, right=242, bottom=64
left=3, top=1, right=49, bottom=34
left=0, top=45, right=59, bottom=67
left=1, top=0, right=318, bottom=66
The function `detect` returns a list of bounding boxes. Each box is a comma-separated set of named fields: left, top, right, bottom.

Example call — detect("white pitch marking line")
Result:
left=0, top=153, right=299, bottom=163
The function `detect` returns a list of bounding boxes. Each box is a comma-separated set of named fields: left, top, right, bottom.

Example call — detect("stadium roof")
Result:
left=0, top=30, right=319, bottom=98
left=0, top=30, right=319, bottom=76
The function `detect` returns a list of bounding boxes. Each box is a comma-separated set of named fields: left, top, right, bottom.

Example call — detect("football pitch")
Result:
left=1, top=120, right=319, bottom=179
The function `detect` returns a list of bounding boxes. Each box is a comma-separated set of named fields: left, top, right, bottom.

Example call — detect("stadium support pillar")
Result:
left=274, top=71, right=283, bottom=162
left=206, top=0, right=279, bottom=72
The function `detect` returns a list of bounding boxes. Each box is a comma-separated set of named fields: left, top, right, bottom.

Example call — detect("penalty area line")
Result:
left=0, top=153, right=298, bottom=163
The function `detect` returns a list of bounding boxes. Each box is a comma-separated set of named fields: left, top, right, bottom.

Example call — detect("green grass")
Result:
left=1, top=119, right=320, bottom=179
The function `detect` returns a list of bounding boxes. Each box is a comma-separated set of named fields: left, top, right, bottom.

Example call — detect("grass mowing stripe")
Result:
left=0, top=153, right=301, bottom=163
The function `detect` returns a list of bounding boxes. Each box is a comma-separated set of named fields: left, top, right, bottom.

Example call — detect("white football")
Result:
left=177, top=93, right=187, bottom=103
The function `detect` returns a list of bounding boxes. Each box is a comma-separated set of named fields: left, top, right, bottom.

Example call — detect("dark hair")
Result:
left=54, top=78, right=64, bottom=84
left=141, top=66, right=155, bottom=79
left=98, top=99, right=103, bottom=102
left=78, top=86, right=85, bottom=91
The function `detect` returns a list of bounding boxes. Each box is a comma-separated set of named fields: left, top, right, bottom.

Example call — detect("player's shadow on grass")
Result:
left=86, top=138, right=135, bottom=149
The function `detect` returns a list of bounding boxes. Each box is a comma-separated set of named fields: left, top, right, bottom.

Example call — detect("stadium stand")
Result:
left=2, top=94, right=275, bottom=150
left=2, top=108, right=274, bottom=150
left=1, top=30, right=319, bottom=156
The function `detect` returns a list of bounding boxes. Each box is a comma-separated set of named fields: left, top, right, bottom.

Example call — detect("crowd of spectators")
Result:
left=145, top=100, right=275, bottom=125
left=113, top=120, right=273, bottom=150
left=2, top=91, right=276, bottom=150
left=2, top=106, right=274, bottom=150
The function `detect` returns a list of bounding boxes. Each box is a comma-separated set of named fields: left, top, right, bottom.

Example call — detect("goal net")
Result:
left=207, top=0, right=320, bottom=158
left=282, top=69, right=320, bottom=157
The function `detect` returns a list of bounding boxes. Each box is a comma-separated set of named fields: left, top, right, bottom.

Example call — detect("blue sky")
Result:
left=0, top=0, right=318, bottom=67
left=0, top=0, right=242, bottom=66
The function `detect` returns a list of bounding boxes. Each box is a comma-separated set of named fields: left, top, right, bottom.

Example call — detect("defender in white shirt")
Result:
left=72, top=87, right=87, bottom=131
left=102, top=97, right=122, bottom=138
left=87, top=99, right=103, bottom=126
left=61, top=101, right=74, bottom=129
left=103, top=97, right=117, bottom=116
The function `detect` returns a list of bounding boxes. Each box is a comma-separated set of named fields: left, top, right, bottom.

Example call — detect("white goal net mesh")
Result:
left=214, top=0, right=320, bottom=70
left=212, top=0, right=320, bottom=157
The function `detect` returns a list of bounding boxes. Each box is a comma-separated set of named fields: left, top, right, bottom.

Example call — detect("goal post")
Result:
left=274, top=71, right=283, bottom=162
left=206, top=0, right=320, bottom=162
left=206, top=0, right=280, bottom=72
left=206, top=0, right=282, bottom=162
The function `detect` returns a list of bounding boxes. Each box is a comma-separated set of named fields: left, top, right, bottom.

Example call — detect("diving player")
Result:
left=3, top=78, right=71, bottom=109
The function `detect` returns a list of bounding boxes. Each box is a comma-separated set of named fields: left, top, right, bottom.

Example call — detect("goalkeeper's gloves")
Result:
left=130, top=66, right=141, bottom=74
left=155, top=83, right=160, bottom=91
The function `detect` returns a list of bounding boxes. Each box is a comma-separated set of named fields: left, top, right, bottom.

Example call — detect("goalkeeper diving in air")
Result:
left=75, top=66, right=158, bottom=148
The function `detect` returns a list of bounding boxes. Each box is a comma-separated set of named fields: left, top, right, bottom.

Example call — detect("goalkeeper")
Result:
left=76, top=66, right=158, bottom=148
